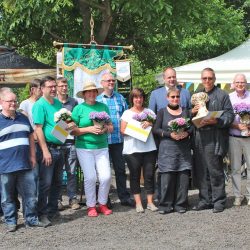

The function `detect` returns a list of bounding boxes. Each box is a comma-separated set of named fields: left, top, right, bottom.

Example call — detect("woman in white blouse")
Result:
left=121, top=88, right=158, bottom=213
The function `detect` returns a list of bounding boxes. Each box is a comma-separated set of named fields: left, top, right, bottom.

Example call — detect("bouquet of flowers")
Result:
left=168, top=117, right=190, bottom=133
left=54, top=108, right=72, bottom=123
left=233, top=103, right=250, bottom=136
left=133, top=110, right=156, bottom=124
left=89, top=111, right=111, bottom=128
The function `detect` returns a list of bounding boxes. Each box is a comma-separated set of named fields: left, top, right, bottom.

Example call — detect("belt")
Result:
left=47, top=142, right=63, bottom=149
left=229, top=134, right=249, bottom=138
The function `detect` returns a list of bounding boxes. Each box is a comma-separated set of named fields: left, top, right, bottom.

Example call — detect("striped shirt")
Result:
left=97, top=91, right=128, bottom=144
left=0, top=112, right=33, bottom=174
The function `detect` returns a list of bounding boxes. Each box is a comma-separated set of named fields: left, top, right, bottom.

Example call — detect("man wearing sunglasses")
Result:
left=192, top=68, right=234, bottom=213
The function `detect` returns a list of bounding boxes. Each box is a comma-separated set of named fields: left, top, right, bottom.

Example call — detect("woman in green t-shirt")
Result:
left=72, top=82, right=113, bottom=217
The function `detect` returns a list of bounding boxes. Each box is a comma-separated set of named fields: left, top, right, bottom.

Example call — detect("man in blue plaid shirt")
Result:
left=97, top=72, right=134, bottom=207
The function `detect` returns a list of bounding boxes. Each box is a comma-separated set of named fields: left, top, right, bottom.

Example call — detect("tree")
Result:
left=0, top=0, right=247, bottom=73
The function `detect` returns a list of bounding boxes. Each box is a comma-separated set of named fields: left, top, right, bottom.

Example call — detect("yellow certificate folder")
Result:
left=51, top=120, right=69, bottom=143
left=124, top=119, right=151, bottom=142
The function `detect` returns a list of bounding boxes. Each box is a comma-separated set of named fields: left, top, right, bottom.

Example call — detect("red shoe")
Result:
left=98, top=204, right=112, bottom=215
left=87, top=207, right=98, bottom=217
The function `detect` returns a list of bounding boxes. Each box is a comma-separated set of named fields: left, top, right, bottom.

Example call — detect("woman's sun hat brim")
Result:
left=76, top=82, right=103, bottom=98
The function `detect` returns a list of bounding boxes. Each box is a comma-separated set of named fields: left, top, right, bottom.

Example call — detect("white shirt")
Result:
left=19, top=99, right=35, bottom=128
left=121, top=108, right=156, bottom=154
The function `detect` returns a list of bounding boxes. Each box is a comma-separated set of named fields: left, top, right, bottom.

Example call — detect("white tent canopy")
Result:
left=156, top=38, right=250, bottom=84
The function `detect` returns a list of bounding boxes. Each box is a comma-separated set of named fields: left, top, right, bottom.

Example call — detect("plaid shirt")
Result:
left=97, top=91, right=128, bottom=144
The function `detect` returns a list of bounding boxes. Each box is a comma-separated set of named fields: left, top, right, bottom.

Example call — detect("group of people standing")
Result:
left=0, top=67, right=249, bottom=233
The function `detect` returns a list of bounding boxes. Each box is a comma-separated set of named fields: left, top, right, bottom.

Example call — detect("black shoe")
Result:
left=212, top=208, right=224, bottom=213
left=48, top=211, right=60, bottom=221
left=107, top=196, right=113, bottom=209
left=6, top=224, right=17, bottom=232
left=26, top=221, right=47, bottom=228
left=121, top=199, right=135, bottom=207
left=192, top=204, right=212, bottom=211
left=159, top=210, right=167, bottom=215
left=158, top=209, right=173, bottom=215
left=176, top=209, right=186, bottom=214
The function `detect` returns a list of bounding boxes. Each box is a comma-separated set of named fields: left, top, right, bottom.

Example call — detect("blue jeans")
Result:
left=109, top=143, right=130, bottom=202
left=59, top=144, right=78, bottom=201
left=0, top=170, right=39, bottom=225
left=38, top=146, right=64, bottom=217
left=33, top=143, right=43, bottom=198
left=0, top=181, right=2, bottom=215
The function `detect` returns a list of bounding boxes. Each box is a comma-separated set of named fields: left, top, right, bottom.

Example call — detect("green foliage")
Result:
left=131, top=56, right=160, bottom=105
left=13, top=84, right=30, bottom=104
left=0, top=0, right=248, bottom=90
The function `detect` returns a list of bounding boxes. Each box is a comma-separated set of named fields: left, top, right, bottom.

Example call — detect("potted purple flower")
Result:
left=133, top=110, right=156, bottom=124
left=168, top=117, right=190, bottom=134
left=89, top=111, right=111, bottom=129
left=233, top=102, right=250, bottom=136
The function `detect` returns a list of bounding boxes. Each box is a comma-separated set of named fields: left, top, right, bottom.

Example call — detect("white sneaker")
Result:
left=233, top=197, right=244, bottom=206
left=247, top=199, right=250, bottom=206
left=147, top=203, right=159, bottom=212
left=136, top=204, right=144, bottom=213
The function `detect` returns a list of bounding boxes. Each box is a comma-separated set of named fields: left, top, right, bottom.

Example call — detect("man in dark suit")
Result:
left=149, top=67, right=191, bottom=114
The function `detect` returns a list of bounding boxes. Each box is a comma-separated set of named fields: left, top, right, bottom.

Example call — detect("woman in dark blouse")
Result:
left=153, top=87, right=192, bottom=214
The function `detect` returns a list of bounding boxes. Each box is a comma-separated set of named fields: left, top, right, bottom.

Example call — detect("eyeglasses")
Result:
left=44, top=85, right=57, bottom=89
left=169, top=95, right=180, bottom=99
left=235, top=81, right=246, bottom=85
left=102, top=79, right=115, bottom=83
left=202, top=77, right=214, bottom=81
left=57, top=85, right=68, bottom=88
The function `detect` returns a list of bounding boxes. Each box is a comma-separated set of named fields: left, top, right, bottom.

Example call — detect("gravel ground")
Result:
left=1, top=174, right=250, bottom=250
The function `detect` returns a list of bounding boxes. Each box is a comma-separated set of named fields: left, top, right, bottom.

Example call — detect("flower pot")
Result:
left=241, top=129, right=249, bottom=137
left=93, top=120, right=105, bottom=129
left=176, top=128, right=185, bottom=134
left=240, top=114, right=250, bottom=136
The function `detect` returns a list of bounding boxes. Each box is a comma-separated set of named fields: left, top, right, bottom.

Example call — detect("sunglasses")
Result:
left=202, top=77, right=213, bottom=81
left=170, top=95, right=180, bottom=99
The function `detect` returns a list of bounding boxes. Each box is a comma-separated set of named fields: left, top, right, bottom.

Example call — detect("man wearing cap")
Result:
left=72, top=82, right=113, bottom=217
left=97, top=72, right=134, bottom=207
left=32, top=76, right=75, bottom=226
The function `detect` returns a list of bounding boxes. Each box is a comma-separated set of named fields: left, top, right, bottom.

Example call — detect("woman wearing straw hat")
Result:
left=72, top=82, right=113, bottom=217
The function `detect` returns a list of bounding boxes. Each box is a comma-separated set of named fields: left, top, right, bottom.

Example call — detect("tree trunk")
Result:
left=77, top=0, right=113, bottom=44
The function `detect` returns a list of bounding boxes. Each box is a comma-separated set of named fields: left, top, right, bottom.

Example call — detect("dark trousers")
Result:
left=193, top=130, right=226, bottom=209
left=38, top=147, right=64, bottom=216
left=159, top=170, right=189, bottom=212
left=124, top=151, right=157, bottom=194
left=109, top=143, right=130, bottom=202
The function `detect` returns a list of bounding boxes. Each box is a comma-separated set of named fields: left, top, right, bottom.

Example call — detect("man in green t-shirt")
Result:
left=32, top=76, right=74, bottom=226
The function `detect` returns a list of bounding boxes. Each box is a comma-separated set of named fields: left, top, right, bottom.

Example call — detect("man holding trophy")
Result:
left=191, top=68, right=234, bottom=213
